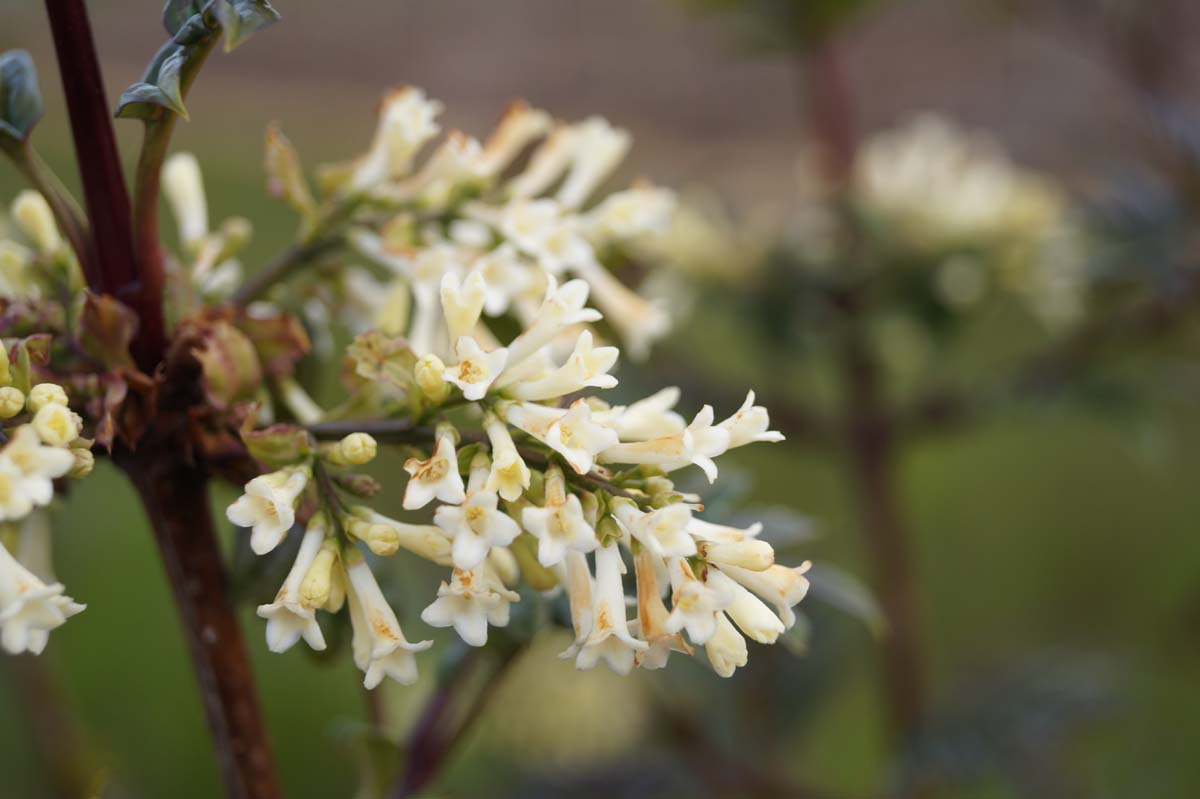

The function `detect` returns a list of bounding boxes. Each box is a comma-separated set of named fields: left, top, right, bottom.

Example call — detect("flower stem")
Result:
left=42, top=0, right=164, bottom=370
left=231, top=237, right=342, bottom=306
left=393, top=641, right=524, bottom=798
left=123, top=452, right=281, bottom=799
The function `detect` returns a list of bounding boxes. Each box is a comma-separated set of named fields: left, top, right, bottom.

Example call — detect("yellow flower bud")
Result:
left=414, top=354, right=450, bottom=403
left=26, top=383, right=68, bottom=413
left=12, top=191, right=61, bottom=254
left=0, top=344, right=10, bottom=386
left=0, top=386, right=25, bottom=419
left=68, top=448, right=95, bottom=479
left=326, top=562, right=346, bottom=613
left=300, top=540, right=339, bottom=610
left=337, top=433, right=377, bottom=466
left=363, top=523, right=400, bottom=557
left=32, top=403, right=79, bottom=447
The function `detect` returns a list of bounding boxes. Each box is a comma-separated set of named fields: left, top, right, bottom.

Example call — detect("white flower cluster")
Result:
left=318, top=87, right=677, bottom=361
left=225, top=89, right=809, bottom=688
left=0, top=370, right=92, bottom=655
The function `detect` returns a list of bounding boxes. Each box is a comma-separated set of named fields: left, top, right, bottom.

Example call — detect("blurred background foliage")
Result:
left=3, top=0, right=1200, bottom=797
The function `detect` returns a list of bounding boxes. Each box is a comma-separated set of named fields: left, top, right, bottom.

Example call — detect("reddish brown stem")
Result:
left=124, top=450, right=281, bottom=799
left=43, top=0, right=166, bottom=370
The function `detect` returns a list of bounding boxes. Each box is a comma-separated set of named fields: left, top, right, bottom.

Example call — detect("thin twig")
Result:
left=231, top=237, right=342, bottom=306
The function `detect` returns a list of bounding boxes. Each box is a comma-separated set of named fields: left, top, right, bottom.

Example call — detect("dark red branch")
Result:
left=44, top=0, right=166, bottom=370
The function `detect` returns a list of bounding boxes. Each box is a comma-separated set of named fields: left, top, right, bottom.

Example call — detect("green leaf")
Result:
left=162, top=0, right=205, bottom=35
left=0, top=50, right=44, bottom=144
left=805, top=562, right=885, bottom=637
left=115, top=44, right=191, bottom=120
left=214, top=0, right=281, bottom=52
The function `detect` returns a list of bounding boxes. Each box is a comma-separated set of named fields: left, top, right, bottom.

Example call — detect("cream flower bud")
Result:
left=506, top=126, right=577, bottom=199
left=162, top=152, right=208, bottom=248
left=0, top=387, right=25, bottom=419
left=704, top=612, right=748, bottom=678
left=348, top=507, right=453, bottom=566
left=26, top=383, right=69, bottom=414
left=414, top=354, right=451, bottom=403
left=337, top=433, right=377, bottom=466
left=704, top=568, right=786, bottom=644
left=299, top=539, right=339, bottom=610
left=68, top=448, right=94, bottom=479
left=350, top=87, right=443, bottom=191
left=718, top=561, right=811, bottom=629
left=31, top=404, right=79, bottom=447
left=698, top=539, right=775, bottom=572
left=257, top=520, right=328, bottom=653
left=351, top=522, right=397, bottom=557
left=12, top=191, right=61, bottom=254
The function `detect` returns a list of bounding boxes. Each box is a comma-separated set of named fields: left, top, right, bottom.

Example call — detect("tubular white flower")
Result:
left=556, top=117, right=631, bottom=210
left=226, top=467, right=309, bottom=555
left=600, top=405, right=729, bottom=483
left=705, top=612, right=748, bottom=678
left=440, top=271, right=487, bottom=342
left=474, top=244, right=536, bottom=316
left=345, top=551, right=432, bottom=688
left=584, top=184, right=676, bottom=243
left=162, top=152, right=208, bottom=249
left=0, top=539, right=84, bottom=655
left=420, top=564, right=520, bottom=647
left=704, top=568, right=786, bottom=644
left=570, top=257, right=669, bottom=361
left=256, top=520, right=328, bottom=653
left=350, top=87, right=442, bottom=191
left=483, top=412, right=531, bottom=502
left=557, top=549, right=594, bottom=658
left=633, top=547, right=691, bottom=670
left=599, top=387, right=686, bottom=441
left=477, top=101, right=553, bottom=177
left=506, top=126, right=577, bottom=199
left=718, top=391, right=785, bottom=448
left=520, top=467, right=597, bottom=567
left=575, top=541, right=647, bottom=675
left=433, top=482, right=521, bottom=572
left=0, top=459, right=35, bottom=521
left=402, top=428, right=466, bottom=510
left=502, top=399, right=618, bottom=475
left=442, top=336, right=508, bottom=401
left=718, top=561, right=812, bottom=629
left=505, top=330, right=618, bottom=401
left=663, top=557, right=732, bottom=645
left=3, top=425, right=74, bottom=508
left=613, top=501, right=696, bottom=560
left=500, top=277, right=601, bottom=372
